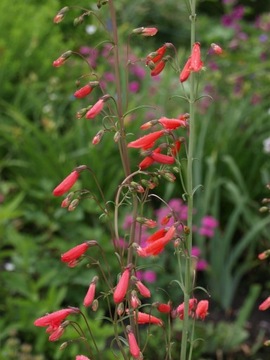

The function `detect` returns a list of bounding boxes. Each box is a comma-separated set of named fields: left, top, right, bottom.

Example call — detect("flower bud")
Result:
left=68, top=199, right=79, bottom=211
left=53, top=51, right=72, bottom=67
left=92, top=299, right=99, bottom=312
left=54, top=7, right=69, bottom=24
left=92, top=130, right=104, bottom=145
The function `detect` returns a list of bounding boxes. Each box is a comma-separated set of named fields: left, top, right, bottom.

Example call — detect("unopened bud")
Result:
left=74, top=15, right=85, bottom=26
left=259, top=206, right=269, bottom=213
left=61, top=192, right=74, bottom=208
left=92, top=299, right=99, bottom=311
left=136, top=217, right=157, bottom=228
left=130, top=181, right=144, bottom=193
left=92, top=130, right=104, bottom=145
left=114, top=131, right=121, bottom=143
left=262, top=198, right=270, bottom=204
left=68, top=199, right=79, bottom=211
left=59, top=342, right=68, bottom=350
left=76, top=106, right=92, bottom=119
left=258, top=249, right=270, bottom=260
left=97, top=0, right=108, bottom=9
left=160, top=171, right=176, bottom=183
left=264, top=339, right=270, bottom=346
left=117, top=302, right=124, bottom=316
left=54, top=7, right=69, bottom=24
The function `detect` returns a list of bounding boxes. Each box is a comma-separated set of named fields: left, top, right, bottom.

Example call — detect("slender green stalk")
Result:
left=180, top=1, right=197, bottom=359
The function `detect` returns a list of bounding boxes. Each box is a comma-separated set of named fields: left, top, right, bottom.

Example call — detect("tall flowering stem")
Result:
left=180, top=1, right=197, bottom=359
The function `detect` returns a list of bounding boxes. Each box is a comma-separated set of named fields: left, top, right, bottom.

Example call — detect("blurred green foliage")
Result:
left=1, top=0, right=270, bottom=359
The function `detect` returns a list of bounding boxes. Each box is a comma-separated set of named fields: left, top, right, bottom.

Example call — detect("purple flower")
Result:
left=129, top=81, right=140, bottom=93
left=201, top=216, right=218, bottom=228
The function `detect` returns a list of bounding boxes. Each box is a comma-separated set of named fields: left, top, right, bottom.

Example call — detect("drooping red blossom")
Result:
left=151, top=59, right=166, bottom=76
left=34, top=308, right=79, bottom=328
left=48, top=325, right=65, bottom=342
left=135, top=280, right=151, bottom=298
left=211, top=43, right=223, bottom=55
left=155, top=302, right=172, bottom=313
left=139, top=147, right=161, bottom=170
left=146, top=228, right=167, bottom=243
left=126, top=326, right=141, bottom=358
left=190, top=42, right=203, bottom=72
left=150, top=152, right=175, bottom=165
left=177, top=298, right=198, bottom=320
left=53, top=50, right=72, bottom=67
left=113, top=265, right=131, bottom=304
left=128, top=130, right=165, bottom=150
left=61, top=241, right=94, bottom=265
left=53, top=170, right=80, bottom=196
left=86, top=99, right=104, bottom=119
left=195, top=300, right=209, bottom=320
left=180, top=57, right=192, bottom=82
left=171, top=140, right=182, bottom=156
left=259, top=296, right=270, bottom=311
left=134, top=311, right=163, bottom=326
left=83, top=276, right=98, bottom=307
left=136, top=226, right=176, bottom=257
left=146, top=44, right=167, bottom=65
left=74, top=84, right=94, bottom=98
left=157, top=117, right=187, bottom=130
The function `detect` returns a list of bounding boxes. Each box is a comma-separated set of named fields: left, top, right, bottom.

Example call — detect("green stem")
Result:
left=180, top=1, right=197, bottom=360
left=108, top=0, right=131, bottom=179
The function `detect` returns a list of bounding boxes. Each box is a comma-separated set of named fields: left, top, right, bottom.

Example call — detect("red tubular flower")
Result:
left=150, top=152, right=175, bottom=165
left=195, top=300, right=209, bottom=320
left=83, top=276, right=98, bottom=307
left=137, top=226, right=176, bottom=257
left=53, top=170, right=80, bottom=196
left=190, top=42, right=203, bottom=72
left=146, top=44, right=167, bottom=65
left=34, top=308, right=79, bottom=328
left=180, top=57, right=191, bottom=82
left=158, top=117, right=187, bottom=130
left=171, top=140, right=182, bottom=156
left=259, top=296, right=270, bottom=311
left=258, top=250, right=270, bottom=260
left=126, top=326, right=141, bottom=358
left=211, top=43, right=223, bottom=55
left=61, top=242, right=91, bottom=264
left=74, top=84, right=93, bottom=98
left=113, top=265, right=131, bottom=304
left=146, top=228, right=167, bottom=243
left=128, top=130, right=165, bottom=150
left=135, top=311, right=163, bottom=326
left=177, top=298, right=198, bottom=320
left=135, top=280, right=151, bottom=298
left=155, top=302, right=171, bottom=314
left=139, top=147, right=161, bottom=170
left=48, top=325, right=65, bottom=342
left=86, top=98, right=104, bottom=119
left=151, top=59, right=166, bottom=76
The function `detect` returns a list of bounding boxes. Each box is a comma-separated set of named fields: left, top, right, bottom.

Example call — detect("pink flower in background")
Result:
left=199, top=215, right=218, bottom=238
left=129, top=81, right=140, bottom=93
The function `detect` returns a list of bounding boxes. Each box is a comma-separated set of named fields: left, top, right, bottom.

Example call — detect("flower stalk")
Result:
left=180, top=1, right=197, bottom=359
